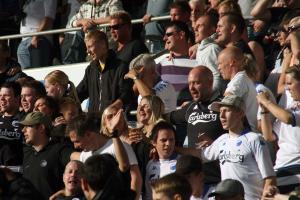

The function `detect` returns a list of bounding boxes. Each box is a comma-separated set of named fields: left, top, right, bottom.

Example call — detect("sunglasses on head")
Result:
left=109, top=23, right=126, bottom=30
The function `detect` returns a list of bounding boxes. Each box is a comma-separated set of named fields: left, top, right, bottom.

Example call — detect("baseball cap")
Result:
left=209, top=95, right=244, bottom=112
left=176, top=155, right=202, bottom=175
left=20, top=112, right=52, bottom=129
left=208, top=179, right=244, bottom=198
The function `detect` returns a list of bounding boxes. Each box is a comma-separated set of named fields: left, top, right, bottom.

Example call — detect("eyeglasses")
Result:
left=109, top=23, right=126, bottom=30
left=164, top=31, right=177, bottom=37
left=287, top=25, right=300, bottom=34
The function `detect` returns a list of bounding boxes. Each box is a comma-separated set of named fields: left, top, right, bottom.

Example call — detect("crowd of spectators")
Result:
left=0, top=0, right=300, bottom=200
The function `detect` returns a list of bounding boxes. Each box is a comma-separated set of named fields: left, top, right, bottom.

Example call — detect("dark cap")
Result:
left=209, top=95, right=244, bottom=112
left=208, top=179, right=244, bottom=198
left=20, top=112, right=52, bottom=129
left=176, top=155, right=202, bottom=175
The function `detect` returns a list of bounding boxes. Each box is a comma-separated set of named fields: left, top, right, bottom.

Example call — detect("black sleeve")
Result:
left=117, top=64, right=134, bottom=106
left=76, top=66, right=90, bottom=102
left=165, top=105, right=188, bottom=125
left=59, top=145, right=73, bottom=167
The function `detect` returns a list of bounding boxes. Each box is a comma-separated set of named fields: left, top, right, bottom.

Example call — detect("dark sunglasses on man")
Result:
left=109, top=23, right=126, bottom=30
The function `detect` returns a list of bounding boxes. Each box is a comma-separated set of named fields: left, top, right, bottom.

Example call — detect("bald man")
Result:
left=218, top=46, right=258, bottom=131
left=165, top=66, right=224, bottom=194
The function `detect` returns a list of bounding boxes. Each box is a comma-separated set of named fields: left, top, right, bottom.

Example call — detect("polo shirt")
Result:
left=23, top=141, right=73, bottom=199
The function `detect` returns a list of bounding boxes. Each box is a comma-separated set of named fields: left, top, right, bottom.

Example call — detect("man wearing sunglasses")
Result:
left=109, top=11, right=148, bottom=66
left=155, top=21, right=198, bottom=98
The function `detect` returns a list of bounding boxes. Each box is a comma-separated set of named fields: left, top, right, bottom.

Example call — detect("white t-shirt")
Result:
left=138, top=80, right=177, bottom=113
left=275, top=99, right=300, bottom=169
left=226, top=71, right=258, bottom=131
left=21, top=0, right=57, bottom=34
left=144, top=155, right=179, bottom=200
left=202, top=132, right=275, bottom=200
left=79, top=139, right=138, bottom=165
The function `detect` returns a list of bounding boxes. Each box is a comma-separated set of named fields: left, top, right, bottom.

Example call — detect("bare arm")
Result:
left=112, top=137, right=130, bottom=172
left=110, top=99, right=123, bottom=111
left=124, top=69, right=153, bottom=97
left=289, top=31, right=300, bottom=65
left=257, top=94, right=276, bottom=141
left=277, top=48, right=292, bottom=95
left=92, top=17, right=111, bottom=25
left=257, top=92, right=294, bottom=124
left=31, top=17, right=54, bottom=48
left=262, top=176, right=277, bottom=199
left=251, top=0, right=273, bottom=20
left=130, top=165, right=142, bottom=200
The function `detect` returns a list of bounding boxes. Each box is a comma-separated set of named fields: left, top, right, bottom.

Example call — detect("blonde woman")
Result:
left=44, top=70, right=79, bottom=103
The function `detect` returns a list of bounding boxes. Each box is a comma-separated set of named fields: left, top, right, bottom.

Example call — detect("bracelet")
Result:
left=260, top=111, right=269, bottom=114
left=111, top=130, right=119, bottom=138
left=133, top=76, right=138, bottom=81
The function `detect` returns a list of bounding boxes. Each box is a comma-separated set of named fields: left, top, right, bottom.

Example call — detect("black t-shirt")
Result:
left=0, top=112, right=25, bottom=166
left=116, top=39, right=149, bottom=65
left=168, top=97, right=225, bottom=184
left=22, top=141, right=73, bottom=199
left=169, top=100, right=225, bottom=147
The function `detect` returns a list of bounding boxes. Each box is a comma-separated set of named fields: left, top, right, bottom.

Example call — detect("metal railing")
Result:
left=0, top=16, right=171, bottom=40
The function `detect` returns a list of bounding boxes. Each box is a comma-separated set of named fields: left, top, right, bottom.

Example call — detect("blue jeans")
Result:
left=62, top=31, right=86, bottom=64
left=17, top=37, right=52, bottom=69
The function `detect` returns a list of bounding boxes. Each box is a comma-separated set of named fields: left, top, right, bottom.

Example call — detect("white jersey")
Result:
left=138, top=79, right=177, bottom=113
left=202, top=132, right=275, bottom=200
left=144, top=154, right=179, bottom=200
left=225, top=71, right=258, bottom=131
left=79, top=139, right=138, bottom=165
left=275, top=99, right=300, bottom=169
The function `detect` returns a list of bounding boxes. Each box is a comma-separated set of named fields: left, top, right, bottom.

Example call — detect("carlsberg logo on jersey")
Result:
left=188, top=111, right=217, bottom=125
left=219, top=150, right=245, bottom=165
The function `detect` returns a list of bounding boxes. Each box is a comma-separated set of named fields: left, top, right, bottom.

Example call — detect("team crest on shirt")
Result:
left=188, top=111, right=217, bottom=125
left=12, top=120, right=19, bottom=128
left=40, top=160, right=47, bottom=167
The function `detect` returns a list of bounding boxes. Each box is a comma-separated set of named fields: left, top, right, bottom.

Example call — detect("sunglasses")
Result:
left=287, top=25, right=300, bottom=34
left=109, top=23, right=126, bottom=30
left=164, top=31, right=177, bottom=37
